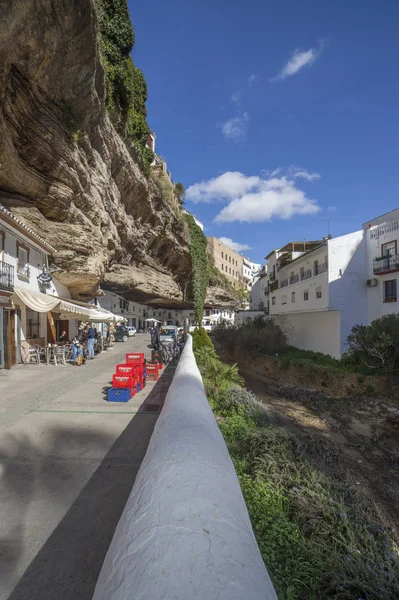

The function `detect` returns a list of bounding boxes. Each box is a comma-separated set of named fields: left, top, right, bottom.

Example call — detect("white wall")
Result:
left=282, top=310, right=341, bottom=358
left=93, top=337, right=277, bottom=600
left=270, top=246, right=329, bottom=315
left=364, top=210, right=399, bottom=322
left=250, top=277, right=264, bottom=310
left=328, top=230, right=368, bottom=354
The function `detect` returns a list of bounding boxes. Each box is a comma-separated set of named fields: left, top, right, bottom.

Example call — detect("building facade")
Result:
left=0, top=206, right=88, bottom=368
left=207, top=237, right=244, bottom=290
left=261, top=234, right=367, bottom=358
left=363, top=208, right=399, bottom=322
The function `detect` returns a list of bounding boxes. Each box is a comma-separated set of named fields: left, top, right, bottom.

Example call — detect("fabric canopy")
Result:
left=58, top=299, right=93, bottom=318
left=145, top=318, right=160, bottom=323
left=14, top=286, right=100, bottom=320
left=89, top=310, right=117, bottom=323
left=14, top=286, right=60, bottom=313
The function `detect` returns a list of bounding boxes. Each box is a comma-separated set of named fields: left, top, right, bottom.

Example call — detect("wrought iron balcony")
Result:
left=373, top=255, right=399, bottom=274
left=280, top=279, right=288, bottom=288
left=270, top=280, right=279, bottom=292
left=264, top=286, right=270, bottom=296
left=269, top=272, right=276, bottom=282
left=0, top=261, right=14, bottom=291
left=301, top=269, right=312, bottom=281
left=314, top=263, right=328, bottom=276
left=289, top=274, right=299, bottom=284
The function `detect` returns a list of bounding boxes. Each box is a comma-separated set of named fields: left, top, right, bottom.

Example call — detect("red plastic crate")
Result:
left=126, top=352, right=145, bottom=365
left=146, top=364, right=159, bottom=381
left=116, top=363, right=136, bottom=375
left=113, top=374, right=134, bottom=388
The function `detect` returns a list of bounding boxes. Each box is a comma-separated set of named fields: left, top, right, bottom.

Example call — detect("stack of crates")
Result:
left=125, top=353, right=146, bottom=390
left=146, top=363, right=159, bottom=382
left=151, top=350, right=163, bottom=370
left=107, top=352, right=146, bottom=402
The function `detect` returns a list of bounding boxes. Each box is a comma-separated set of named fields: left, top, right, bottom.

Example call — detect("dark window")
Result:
left=292, top=292, right=295, bottom=303
left=304, top=291, right=309, bottom=301
left=27, top=310, right=40, bottom=338
left=316, top=287, right=322, bottom=299
left=272, top=296, right=276, bottom=305
left=384, top=279, right=397, bottom=303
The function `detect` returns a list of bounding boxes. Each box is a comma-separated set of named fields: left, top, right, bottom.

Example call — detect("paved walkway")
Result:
left=0, top=335, right=174, bottom=600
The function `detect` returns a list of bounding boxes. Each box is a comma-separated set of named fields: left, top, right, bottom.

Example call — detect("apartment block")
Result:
left=207, top=237, right=244, bottom=289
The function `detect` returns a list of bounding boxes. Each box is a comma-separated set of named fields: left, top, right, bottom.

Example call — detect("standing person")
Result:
left=87, top=322, right=96, bottom=359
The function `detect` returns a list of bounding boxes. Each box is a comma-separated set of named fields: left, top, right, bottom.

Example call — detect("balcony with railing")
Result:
left=269, top=272, right=276, bottom=282
left=289, top=274, right=299, bottom=284
left=280, top=279, right=288, bottom=288
left=264, top=286, right=270, bottom=296
left=373, top=255, right=399, bottom=275
left=0, top=261, right=15, bottom=291
left=270, top=280, right=279, bottom=292
left=301, top=269, right=312, bottom=281
left=313, top=263, right=328, bottom=276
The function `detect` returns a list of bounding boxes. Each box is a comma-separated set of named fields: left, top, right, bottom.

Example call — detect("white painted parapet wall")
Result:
left=93, top=336, right=277, bottom=600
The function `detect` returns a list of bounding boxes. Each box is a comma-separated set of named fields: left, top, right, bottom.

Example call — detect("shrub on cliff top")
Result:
left=94, top=0, right=152, bottom=170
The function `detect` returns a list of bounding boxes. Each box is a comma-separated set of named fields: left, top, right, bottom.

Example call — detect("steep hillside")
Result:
left=0, top=0, right=191, bottom=305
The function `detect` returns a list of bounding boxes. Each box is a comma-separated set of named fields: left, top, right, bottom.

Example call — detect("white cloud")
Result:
left=186, top=170, right=321, bottom=223
left=248, top=74, right=260, bottom=86
left=231, top=91, right=242, bottom=105
left=219, top=237, right=252, bottom=252
left=294, top=169, right=321, bottom=182
left=186, top=171, right=260, bottom=203
left=266, top=166, right=320, bottom=181
left=272, top=41, right=325, bottom=81
left=221, top=112, right=249, bottom=142
left=328, top=205, right=337, bottom=213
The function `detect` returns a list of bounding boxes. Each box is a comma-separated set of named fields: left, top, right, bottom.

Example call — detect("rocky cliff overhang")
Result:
left=0, top=0, right=192, bottom=307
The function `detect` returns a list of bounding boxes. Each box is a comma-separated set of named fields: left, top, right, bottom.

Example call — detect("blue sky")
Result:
left=128, top=0, right=399, bottom=263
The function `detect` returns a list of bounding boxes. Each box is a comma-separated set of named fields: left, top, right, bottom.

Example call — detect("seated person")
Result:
left=58, top=330, right=68, bottom=343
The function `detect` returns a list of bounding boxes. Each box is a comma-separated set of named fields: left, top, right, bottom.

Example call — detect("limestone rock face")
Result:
left=0, top=0, right=191, bottom=305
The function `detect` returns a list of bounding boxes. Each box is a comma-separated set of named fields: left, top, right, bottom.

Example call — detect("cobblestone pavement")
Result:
left=0, top=335, right=173, bottom=600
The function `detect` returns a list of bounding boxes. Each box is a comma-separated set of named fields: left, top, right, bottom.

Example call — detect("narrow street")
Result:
left=0, top=334, right=173, bottom=600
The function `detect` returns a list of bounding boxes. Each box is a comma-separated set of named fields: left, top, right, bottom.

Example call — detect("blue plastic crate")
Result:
left=107, top=387, right=131, bottom=402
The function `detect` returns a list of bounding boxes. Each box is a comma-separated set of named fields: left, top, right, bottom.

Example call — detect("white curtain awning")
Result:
left=89, top=310, right=117, bottom=323
left=14, top=286, right=60, bottom=313
left=58, top=300, right=93, bottom=318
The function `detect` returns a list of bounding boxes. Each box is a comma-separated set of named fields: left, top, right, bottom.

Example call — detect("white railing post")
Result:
left=93, top=335, right=277, bottom=600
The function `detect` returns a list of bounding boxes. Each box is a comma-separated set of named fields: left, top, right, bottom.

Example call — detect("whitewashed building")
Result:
left=363, top=208, right=399, bottom=322
left=0, top=205, right=96, bottom=368
left=261, top=234, right=368, bottom=358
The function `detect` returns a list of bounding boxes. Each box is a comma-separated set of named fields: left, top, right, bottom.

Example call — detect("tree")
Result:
left=174, top=182, right=185, bottom=205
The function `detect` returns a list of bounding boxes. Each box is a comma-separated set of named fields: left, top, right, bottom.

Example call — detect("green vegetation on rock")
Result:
left=183, top=214, right=209, bottom=325
left=94, top=0, right=153, bottom=170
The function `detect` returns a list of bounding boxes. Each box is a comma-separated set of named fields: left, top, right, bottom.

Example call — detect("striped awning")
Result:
left=14, top=286, right=95, bottom=319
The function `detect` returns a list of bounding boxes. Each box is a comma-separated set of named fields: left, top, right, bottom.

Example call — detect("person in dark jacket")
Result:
left=87, top=323, right=96, bottom=359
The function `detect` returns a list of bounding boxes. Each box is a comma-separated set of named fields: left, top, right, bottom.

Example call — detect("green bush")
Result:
left=214, top=316, right=288, bottom=357
left=191, top=327, right=214, bottom=352
left=347, top=314, right=399, bottom=371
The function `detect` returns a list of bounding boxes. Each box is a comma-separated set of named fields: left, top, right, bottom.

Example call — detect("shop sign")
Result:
left=37, top=272, right=53, bottom=284
left=370, top=220, right=399, bottom=239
